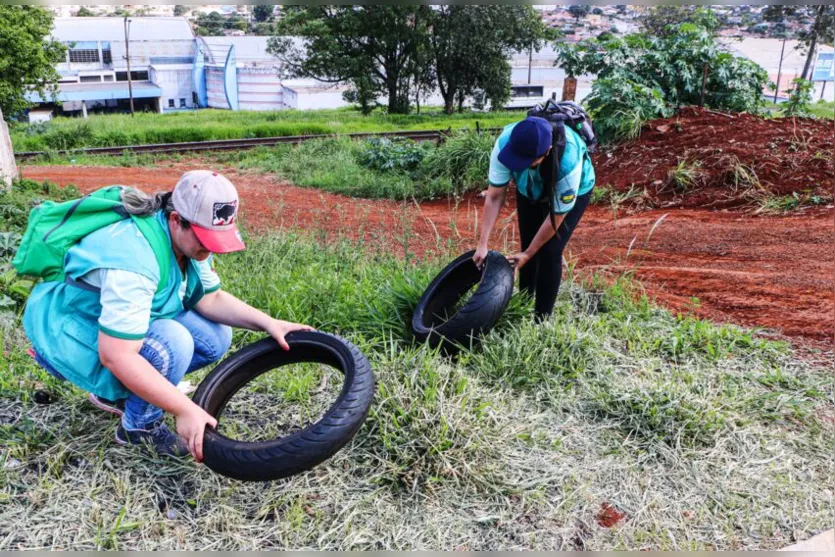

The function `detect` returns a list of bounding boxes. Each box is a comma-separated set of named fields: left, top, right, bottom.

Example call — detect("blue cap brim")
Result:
left=498, top=144, right=538, bottom=172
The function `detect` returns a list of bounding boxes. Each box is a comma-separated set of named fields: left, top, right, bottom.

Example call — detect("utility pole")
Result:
left=124, top=16, right=135, bottom=116
left=774, top=33, right=788, bottom=104
left=528, top=41, right=533, bottom=84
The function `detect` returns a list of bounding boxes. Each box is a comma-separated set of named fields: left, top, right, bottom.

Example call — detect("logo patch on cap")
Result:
left=212, top=200, right=237, bottom=226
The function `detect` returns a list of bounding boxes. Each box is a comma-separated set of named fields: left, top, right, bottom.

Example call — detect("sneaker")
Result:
left=115, top=420, right=189, bottom=458
left=88, top=393, right=125, bottom=417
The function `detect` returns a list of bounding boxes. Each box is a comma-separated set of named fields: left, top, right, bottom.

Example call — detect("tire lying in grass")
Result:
left=411, top=249, right=514, bottom=349
left=192, top=331, right=375, bottom=482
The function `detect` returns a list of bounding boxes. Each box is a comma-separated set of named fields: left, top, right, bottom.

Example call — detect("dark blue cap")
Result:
left=498, top=117, right=554, bottom=171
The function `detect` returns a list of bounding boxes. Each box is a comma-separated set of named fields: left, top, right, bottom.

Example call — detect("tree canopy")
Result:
left=268, top=5, right=552, bottom=114
left=638, top=6, right=719, bottom=37
left=195, top=12, right=226, bottom=36
left=253, top=5, right=273, bottom=23
left=0, top=6, right=66, bottom=118
left=568, top=5, right=591, bottom=22
left=429, top=6, right=553, bottom=113
left=269, top=6, right=431, bottom=114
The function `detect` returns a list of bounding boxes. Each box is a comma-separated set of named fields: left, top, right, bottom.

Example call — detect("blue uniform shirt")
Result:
left=488, top=122, right=595, bottom=213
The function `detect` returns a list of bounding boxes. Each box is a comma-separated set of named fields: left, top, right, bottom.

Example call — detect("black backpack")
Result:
left=526, top=99, right=597, bottom=228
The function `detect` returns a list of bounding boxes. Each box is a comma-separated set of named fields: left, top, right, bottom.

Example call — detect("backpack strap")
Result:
left=131, top=216, right=171, bottom=296
left=542, top=119, right=568, bottom=231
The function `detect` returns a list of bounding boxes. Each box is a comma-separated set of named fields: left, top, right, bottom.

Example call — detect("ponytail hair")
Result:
left=121, top=188, right=174, bottom=217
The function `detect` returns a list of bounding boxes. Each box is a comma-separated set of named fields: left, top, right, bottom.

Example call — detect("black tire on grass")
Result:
left=411, top=249, right=514, bottom=349
left=192, top=331, right=375, bottom=482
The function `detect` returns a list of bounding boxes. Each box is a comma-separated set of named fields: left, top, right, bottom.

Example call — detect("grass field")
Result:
left=23, top=131, right=498, bottom=201
left=9, top=108, right=520, bottom=152
left=764, top=100, right=835, bottom=119
left=0, top=180, right=832, bottom=549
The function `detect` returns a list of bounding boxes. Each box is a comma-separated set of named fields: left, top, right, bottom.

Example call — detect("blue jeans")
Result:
left=35, top=311, right=232, bottom=430
left=122, top=311, right=232, bottom=429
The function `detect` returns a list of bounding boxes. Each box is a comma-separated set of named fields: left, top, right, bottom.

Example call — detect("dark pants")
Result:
left=516, top=190, right=591, bottom=318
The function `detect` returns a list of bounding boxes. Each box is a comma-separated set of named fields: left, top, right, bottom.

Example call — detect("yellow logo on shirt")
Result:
left=561, top=192, right=576, bottom=204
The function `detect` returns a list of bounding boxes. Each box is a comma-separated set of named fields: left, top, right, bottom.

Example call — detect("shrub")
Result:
left=418, top=130, right=495, bottom=195
left=358, top=138, right=430, bottom=173
left=781, top=78, right=814, bottom=118
left=557, top=22, right=769, bottom=143
left=584, top=78, right=670, bottom=143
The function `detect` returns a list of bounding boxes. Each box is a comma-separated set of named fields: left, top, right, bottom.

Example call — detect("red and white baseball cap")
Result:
left=172, top=170, right=246, bottom=253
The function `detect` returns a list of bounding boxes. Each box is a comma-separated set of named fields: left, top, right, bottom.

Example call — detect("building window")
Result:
left=102, top=49, right=112, bottom=64
left=79, top=75, right=102, bottom=83
left=102, top=75, right=114, bottom=82
left=511, top=85, right=544, bottom=98
left=179, top=98, right=186, bottom=108
left=116, top=71, right=150, bottom=82
left=69, top=48, right=100, bottom=64
left=168, top=99, right=175, bottom=108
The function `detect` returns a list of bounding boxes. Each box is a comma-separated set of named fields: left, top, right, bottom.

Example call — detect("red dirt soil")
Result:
left=596, top=503, right=626, bottom=528
left=21, top=164, right=834, bottom=351
left=594, top=107, right=834, bottom=210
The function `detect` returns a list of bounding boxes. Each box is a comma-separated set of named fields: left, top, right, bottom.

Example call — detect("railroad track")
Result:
left=15, top=127, right=501, bottom=161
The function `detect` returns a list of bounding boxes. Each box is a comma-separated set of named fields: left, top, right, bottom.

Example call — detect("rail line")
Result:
left=15, top=127, right=501, bottom=161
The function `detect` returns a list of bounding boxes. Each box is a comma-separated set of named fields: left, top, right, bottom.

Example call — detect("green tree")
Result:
left=173, top=5, right=189, bottom=17
left=750, top=23, right=769, bottom=35
left=568, top=5, right=591, bottom=22
left=772, top=21, right=788, bottom=37
left=0, top=6, right=67, bottom=118
left=342, top=75, right=381, bottom=115
left=269, top=6, right=432, bottom=114
left=639, top=6, right=719, bottom=37
left=429, top=5, right=553, bottom=114
left=76, top=7, right=96, bottom=17
left=196, top=12, right=225, bottom=36
left=253, top=5, right=273, bottom=23
left=225, top=15, right=247, bottom=32
left=763, top=6, right=791, bottom=22
left=250, top=21, right=275, bottom=36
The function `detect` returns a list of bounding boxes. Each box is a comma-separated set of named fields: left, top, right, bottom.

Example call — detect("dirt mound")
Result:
left=594, top=107, right=834, bottom=210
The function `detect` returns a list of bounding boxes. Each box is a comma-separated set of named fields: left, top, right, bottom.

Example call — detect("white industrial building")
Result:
left=27, top=17, right=197, bottom=115
left=197, top=36, right=350, bottom=111
left=26, top=17, right=350, bottom=117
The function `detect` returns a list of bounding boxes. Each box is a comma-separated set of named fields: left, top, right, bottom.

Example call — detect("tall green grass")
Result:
left=10, top=108, right=520, bottom=152
left=764, top=100, right=834, bottom=119
left=210, top=131, right=498, bottom=200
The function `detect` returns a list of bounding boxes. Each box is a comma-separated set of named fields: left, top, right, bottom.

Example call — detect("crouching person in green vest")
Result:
left=21, top=171, right=313, bottom=462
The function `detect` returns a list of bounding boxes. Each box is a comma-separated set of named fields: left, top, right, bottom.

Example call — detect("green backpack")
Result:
left=13, top=186, right=171, bottom=292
